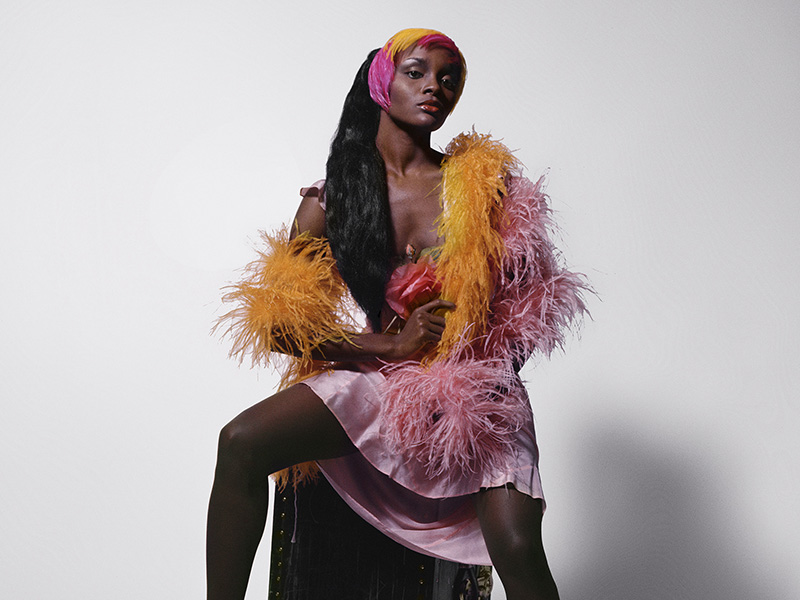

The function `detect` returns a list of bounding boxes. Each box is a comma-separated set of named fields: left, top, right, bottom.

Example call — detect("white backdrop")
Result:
left=1, top=1, right=798, bottom=599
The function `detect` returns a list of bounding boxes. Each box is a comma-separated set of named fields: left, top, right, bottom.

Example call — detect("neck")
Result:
left=375, top=112, right=440, bottom=176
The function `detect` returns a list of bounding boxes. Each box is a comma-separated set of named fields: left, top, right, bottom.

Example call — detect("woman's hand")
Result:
left=302, top=299, right=454, bottom=363
left=384, top=299, right=455, bottom=361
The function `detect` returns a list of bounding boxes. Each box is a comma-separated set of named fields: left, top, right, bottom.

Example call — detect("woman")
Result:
left=209, top=28, right=586, bottom=600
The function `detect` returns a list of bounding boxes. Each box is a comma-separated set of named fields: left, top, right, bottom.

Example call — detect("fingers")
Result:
left=391, top=299, right=455, bottom=360
left=418, top=298, right=456, bottom=314
left=425, top=322, right=445, bottom=338
left=413, top=311, right=446, bottom=340
left=409, top=306, right=447, bottom=327
left=409, top=299, right=453, bottom=340
left=427, top=314, right=446, bottom=332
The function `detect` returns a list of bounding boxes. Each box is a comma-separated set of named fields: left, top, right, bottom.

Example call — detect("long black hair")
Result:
left=325, top=49, right=392, bottom=332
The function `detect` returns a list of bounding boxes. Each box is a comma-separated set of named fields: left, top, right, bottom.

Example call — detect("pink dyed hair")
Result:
left=368, top=28, right=466, bottom=111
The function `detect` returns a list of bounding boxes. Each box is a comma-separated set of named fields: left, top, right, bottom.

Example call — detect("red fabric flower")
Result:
left=385, top=256, right=441, bottom=320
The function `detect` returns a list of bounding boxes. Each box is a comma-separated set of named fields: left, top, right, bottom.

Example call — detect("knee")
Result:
left=216, top=417, right=264, bottom=475
left=507, top=529, right=540, bottom=560
left=490, top=528, right=549, bottom=575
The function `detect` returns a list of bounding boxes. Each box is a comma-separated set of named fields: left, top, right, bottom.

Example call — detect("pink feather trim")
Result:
left=379, top=352, right=529, bottom=482
left=482, top=174, right=589, bottom=364
left=378, top=174, right=589, bottom=476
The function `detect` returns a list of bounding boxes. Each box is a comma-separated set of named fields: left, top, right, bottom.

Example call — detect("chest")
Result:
left=386, top=172, right=443, bottom=259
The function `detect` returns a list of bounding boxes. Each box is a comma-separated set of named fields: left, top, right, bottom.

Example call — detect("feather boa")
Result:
left=482, top=174, right=588, bottom=365
left=214, top=227, right=357, bottom=390
left=217, top=132, right=588, bottom=487
left=378, top=133, right=588, bottom=482
left=434, top=132, right=517, bottom=357
left=380, top=351, right=528, bottom=479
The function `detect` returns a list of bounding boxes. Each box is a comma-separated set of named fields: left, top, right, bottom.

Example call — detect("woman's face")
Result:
left=385, top=44, right=462, bottom=132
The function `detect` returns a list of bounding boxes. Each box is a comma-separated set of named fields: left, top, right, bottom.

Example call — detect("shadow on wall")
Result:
left=566, top=422, right=787, bottom=600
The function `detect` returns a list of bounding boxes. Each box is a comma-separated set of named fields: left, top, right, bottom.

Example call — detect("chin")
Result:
left=418, top=113, right=448, bottom=131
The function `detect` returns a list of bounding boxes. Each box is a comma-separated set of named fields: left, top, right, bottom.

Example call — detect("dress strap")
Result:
left=299, top=179, right=326, bottom=211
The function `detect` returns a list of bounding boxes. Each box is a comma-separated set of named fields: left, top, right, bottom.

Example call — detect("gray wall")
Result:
left=1, top=1, right=797, bottom=598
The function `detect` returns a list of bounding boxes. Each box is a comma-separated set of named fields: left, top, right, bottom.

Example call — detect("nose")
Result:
left=422, top=74, right=442, bottom=96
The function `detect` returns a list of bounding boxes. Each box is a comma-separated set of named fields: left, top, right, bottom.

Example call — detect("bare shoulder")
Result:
left=290, top=183, right=326, bottom=239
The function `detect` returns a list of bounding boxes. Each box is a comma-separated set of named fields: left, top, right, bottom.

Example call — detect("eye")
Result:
left=441, top=77, right=456, bottom=91
left=406, top=70, right=423, bottom=79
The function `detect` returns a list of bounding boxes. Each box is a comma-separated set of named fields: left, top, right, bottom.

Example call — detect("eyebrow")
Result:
left=399, top=56, right=460, bottom=73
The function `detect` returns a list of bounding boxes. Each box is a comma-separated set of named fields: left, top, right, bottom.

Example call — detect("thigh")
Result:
left=224, top=383, right=356, bottom=473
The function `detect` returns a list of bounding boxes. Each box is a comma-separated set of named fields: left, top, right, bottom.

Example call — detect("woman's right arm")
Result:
left=290, top=190, right=327, bottom=240
left=308, top=298, right=455, bottom=362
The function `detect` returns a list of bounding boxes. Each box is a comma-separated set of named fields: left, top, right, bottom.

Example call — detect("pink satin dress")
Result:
left=297, top=181, right=544, bottom=566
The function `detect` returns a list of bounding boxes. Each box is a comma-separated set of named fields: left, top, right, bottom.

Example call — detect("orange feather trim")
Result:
left=434, top=131, right=520, bottom=357
left=214, top=228, right=359, bottom=489
left=214, top=227, right=358, bottom=387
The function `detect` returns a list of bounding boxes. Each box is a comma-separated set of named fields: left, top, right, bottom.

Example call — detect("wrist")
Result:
left=352, top=332, right=399, bottom=361
left=376, top=332, right=402, bottom=361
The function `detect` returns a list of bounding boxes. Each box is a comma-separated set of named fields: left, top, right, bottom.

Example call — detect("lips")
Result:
left=419, top=101, right=443, bottom=114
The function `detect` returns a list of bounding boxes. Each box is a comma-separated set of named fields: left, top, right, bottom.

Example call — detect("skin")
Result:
left=207, top=44, right=559, bottom=600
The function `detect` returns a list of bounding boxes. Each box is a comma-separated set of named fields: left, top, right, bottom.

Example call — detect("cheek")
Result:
left=387, top=79, right=411, bottom=110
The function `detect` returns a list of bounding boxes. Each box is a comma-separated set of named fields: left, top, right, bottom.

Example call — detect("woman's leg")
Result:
left=206, top=384, right=355, bottom=600
left=475, top=486, right=560, bottom=600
